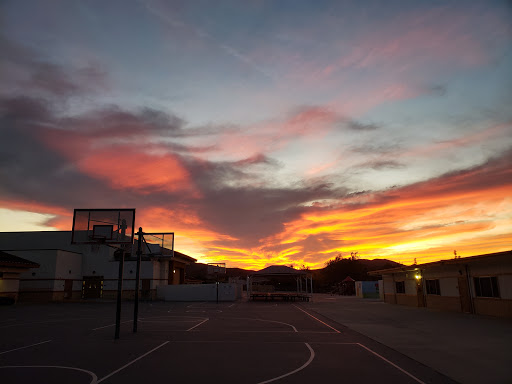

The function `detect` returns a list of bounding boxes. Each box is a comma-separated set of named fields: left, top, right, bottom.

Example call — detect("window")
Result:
left=395, top=281, right=405, bottom=294
left=474, top=277, right=500, bottom=298
left=426, top=279, right=441, bottom=295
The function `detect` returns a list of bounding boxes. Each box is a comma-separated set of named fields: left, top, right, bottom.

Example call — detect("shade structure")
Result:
left=247, top=265, right=313, bottom=301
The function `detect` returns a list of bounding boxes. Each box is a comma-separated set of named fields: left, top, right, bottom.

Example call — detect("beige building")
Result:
left=370, top=250, right=512, bottom=318
left=0, top=231, right=195, bottom=302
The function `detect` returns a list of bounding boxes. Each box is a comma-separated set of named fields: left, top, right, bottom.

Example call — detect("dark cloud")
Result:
left=1, top=36, right=108, bottom=99
left=356, top=160, right=405, bottom=170
left=57, top=105, right=185, bottom=138
left=0, top=96, right=53, bottom=123
left=29, top=62, right=81, bottom=97
left=234, top=154, right=280, bottom=167
left=0, top=100, right=114, bottom=209
left=163, top=142, right=218, bottom=154
left=346, top=120, right=380, bottom=131
left=195, top=182, right=344, bottom=246
left=428, top=84, right=447, bottom=96
left=350, top=142, right=402, bottom=155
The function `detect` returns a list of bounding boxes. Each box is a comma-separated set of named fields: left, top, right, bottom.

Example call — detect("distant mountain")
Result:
left=312, top=258, right=403, bottom=291
left=186, top=258, right=400, bottom=284
left=349, top=258, right=402, bottom=270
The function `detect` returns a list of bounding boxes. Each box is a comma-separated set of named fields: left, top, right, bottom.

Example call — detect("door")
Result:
left=142, top=279, right=151, bottom=299
left=416, top=280, right=426, bottom=307
left=64, top=279, right=73, bottom=299
left=82, top=276, right=103, bottom=299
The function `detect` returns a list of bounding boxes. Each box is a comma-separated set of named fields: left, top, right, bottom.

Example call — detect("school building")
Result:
left=0, top=231, right=196, bottom=302
left=369, top=250, right=512, bottom=318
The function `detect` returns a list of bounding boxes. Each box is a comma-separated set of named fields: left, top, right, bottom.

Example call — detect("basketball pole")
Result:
left=115, top=249, right=124, bottom=339
left=133, top=227, right=143, bottom=333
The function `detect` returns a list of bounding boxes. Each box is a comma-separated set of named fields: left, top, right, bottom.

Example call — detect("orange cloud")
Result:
left=77, top=148, right=198, bottom=195
left=39, top=125, right=200, bottom=195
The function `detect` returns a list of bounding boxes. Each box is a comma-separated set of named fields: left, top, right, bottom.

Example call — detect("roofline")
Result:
left=1, top=248, right=83, bottom=255
left=173, top=251, right=197, bottom=262
left=148, top=250, right=197, bottom=263
left=369, top=250, right=512, bottom=275
left=0, top=250, right=40, bottom=268
left=0, top=261, right=40, bottom=268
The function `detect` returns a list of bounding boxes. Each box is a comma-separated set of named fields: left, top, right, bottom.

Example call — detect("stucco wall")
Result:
left=439, top=277, right=459, bottom=297
left=396, top=294, right=418, bottom=306
left=426, top=295, right=461, bottom=312
left=474, top=298, right=512, bottom=317
left=0, top=274, right=20, bottom=299
left=498, top=275, right=512, bottom=299
left=384, top=293, right=396, bottom=304
left=404, top=279, right=417, bottom=295
left=383, top=276, right=395, bottom=294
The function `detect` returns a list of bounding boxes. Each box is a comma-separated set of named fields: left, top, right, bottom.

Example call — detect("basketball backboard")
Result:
left=207, top=262, right=226, bottom=275
left=134, top=232, right=174, bottom=257
left=71, top=209, right=135, bottom=245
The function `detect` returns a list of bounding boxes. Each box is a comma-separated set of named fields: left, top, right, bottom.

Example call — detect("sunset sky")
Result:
left=1, top=0, right=511, bottom=269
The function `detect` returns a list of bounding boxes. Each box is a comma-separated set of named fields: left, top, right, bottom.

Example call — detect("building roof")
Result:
left=147, top=248, right=197, bottom=264
left=250, top=265, right=310, bottom=276
left=173, top=250, right=197, bottom=264
left=0, top=250, right=40, bottom=268
left=369, top=250, right=512, bottom=275
left=342, top=276, right=355, bottom=282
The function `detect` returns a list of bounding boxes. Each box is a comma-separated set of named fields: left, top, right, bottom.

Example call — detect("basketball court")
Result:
left=0, top=300, right=455, bottom=383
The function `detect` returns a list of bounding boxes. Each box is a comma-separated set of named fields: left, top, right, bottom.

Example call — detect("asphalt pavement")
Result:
left=305, top=294, right=512, bottom=384
left=0, top=300, right=457, bottom=384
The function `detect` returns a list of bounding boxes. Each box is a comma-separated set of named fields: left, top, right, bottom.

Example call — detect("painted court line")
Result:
left=92, top=320, right=133, bottom=331
left=253, top=319, right=297, bottom=332
left=356, top=343, right=426, bottom=384
left=139, top=314, right=208, bottom=320
left=0, top=366, right=98, bottom=384
left=97, top=341, right=169, bottom=383
left=257, top=343, right=315, bottom=384
left=227, top=317, right=298, bottom=332
left=292, top=305, right=341, bottom=333
left=309, top=340, right=428, bottom=382
left=230, top=330, right=335, bottom=334
left=187, top=318, right=209, bottom=331
left=0, top=340, right=52, bottom=355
